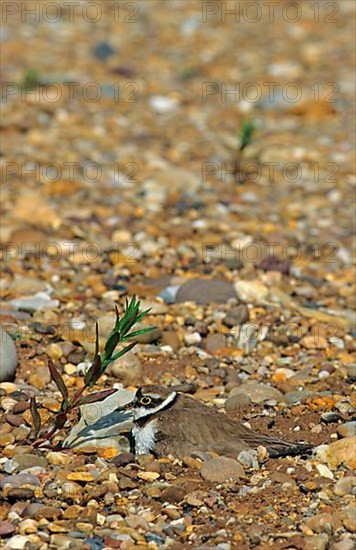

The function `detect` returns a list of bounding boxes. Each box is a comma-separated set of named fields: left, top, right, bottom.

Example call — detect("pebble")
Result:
left=149, top=95, right=178, bottom=114
left=327, top=437, right=356, bottom=470
left=64, top=389, right=134, bottom=450
left=304, top=534, right=329, bottom=550
left=315, top=464, right=334, bottom=480
left=4, top=535, right=31, bottom=549
left=225, top=392, right=251, bottom=412
left=233, top=280, right=269, bottom=304
left=47, top=451, right=73, bottom=465
left=223, top=304, right=249, bottom=327
left=237, top=450, right=259, bottom=469
left=284, top=390, right=311, bottom=404
left=0, top=432, right=15, bottom=446
left=61, top=481, right=83, bottom=500
left=0, top=521, right=16, bottom=536
left=238, top=382, right=283, bottom=404
left=337, top=422, right=356, bottom=438
left=200, top=457, right=246, bottom=482
left=9, top=292, right=59, bottom=312
left=332, top=540, right=356, bottom=550
left=176, top=278, right=236, bottom=304
left=184, top=331, right=202, bottom=346
left=0, top=328, right=18, bottom=382
left=23, top=503, right=62, bottom=520
left=0, top=474, right=41, bottom=489
left=334, top=476, right=356, bottom=496
left=11, top=453, right=48, bottom=472
left=106, top=350, right=142, bottom=383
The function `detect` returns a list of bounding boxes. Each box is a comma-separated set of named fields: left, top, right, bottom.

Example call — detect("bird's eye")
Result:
left=140, top=396, right=152, bottom=406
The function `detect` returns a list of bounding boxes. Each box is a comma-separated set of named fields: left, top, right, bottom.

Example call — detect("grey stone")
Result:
left=225, top=392, right=251, bottom=412
left=337, top=421, right=356, bottom=438
left=224, top=304, right=249, bottom=327
left=64, top=389, right=135, bottom=450
left=176, top=278, right=236, bottom=305
left=0, top=474, right=40, bottom=489
left=239, top=382, right=283, bottom=404
left=200, top=457, right=246, bottom=483
left=284, top=390, right=311, bottom=405
left=9, top=292, right=59, bottom=312
left=0, top=327, right=18, bottom=381
left=11, top=453, right=48, bottom=472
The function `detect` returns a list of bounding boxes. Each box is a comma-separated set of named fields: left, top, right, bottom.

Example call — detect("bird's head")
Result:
left=131, top=386, right=177, bottom=420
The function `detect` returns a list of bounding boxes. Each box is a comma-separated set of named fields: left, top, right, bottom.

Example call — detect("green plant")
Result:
left=239, top=120, right=255, bottom=152
left=31, top=296, right=152, bottom=448
left=22, top=68, right=40, bottom=91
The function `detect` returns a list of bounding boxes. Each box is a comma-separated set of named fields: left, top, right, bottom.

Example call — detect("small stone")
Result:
left=224, top=304, right=249, bottom=327
left=0, top=328, right=18, bottom=382
left=159, top=487, right=186, bottom=503
left=111, top=452, right=135, bottom=467
left=92, top=41, right=115, bottom=60
left=321, top=412, right=341, bottom=423
left=225, top=392, right=251, bottom=412
left=185, top=492, right=204, bottom=506
left=327, top=437, right=356, bottom=470
left=304, top=534, right=329, bottom=550
left=9, top=292, right=59, bottom=313
left=184, top=331, right=202, bottom=346
left=4, top=535, right=31, bottom=549
left=47, top=451, right=72, bottom=465
left=11, top=453, right=48, bottom=472
left=176, top=278, right=236, bottom=305
left=315, top=464, right=334, bottom=479
left=45, top=343, right=63, bottom=361
left=135, top=327, right=163, bottom=344
left=332, top=540, right=355, bottom=550
left=238, top=382, right=283, bottom=404
left=200, top=457, right=246, bottom=483
left=61, top=481, right=83, bottom=500
left=337, top=422, right=356, bottom=438
left=0, top=433, right=15, bottom=446
left=18, top=518, right=38, bottom=534
left=300, top=335, right=328, bottom=349
left=305, top=512, right=341, bottom=534
left=182, top=456, right=202, bottom=469
left=137, top=471, right=160, bottom=481
left=0, top=473, right=40, bottom=489
left=23, top=503, right=62, bottom=520
left=149, top=95, right=178, bottom=114
left=106, top=351, right=142, bottom=384
left=334, top=476, right=356, bottom=496
left=0, top=521, right=16, bottom=536
left=284, top=390, right=311, bottom=405
left=67, top=472, right=94, bottom=482
left=233, top=280, right=269, bottom=304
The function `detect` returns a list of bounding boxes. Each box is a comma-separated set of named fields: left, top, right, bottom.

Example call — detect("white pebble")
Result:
left=316, top=464, right=334, bottom=479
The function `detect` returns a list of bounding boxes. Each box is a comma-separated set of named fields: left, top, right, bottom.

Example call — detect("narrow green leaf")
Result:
left=48, top=361, right=68, bottom=402
left=107, top=341, right=136, bottom=363
left=30, top=397, right=41, bottom=438
left=94, top=321, right=100, bottom=359
left=84, top=354, right=102, bottom=387
left=104, top=331, right=121, bottom=358
left=73, top=388, right=117, bottom=408
left=124, top=326, right=154, bottom=340
left=239, top=120, right=255, bottom=152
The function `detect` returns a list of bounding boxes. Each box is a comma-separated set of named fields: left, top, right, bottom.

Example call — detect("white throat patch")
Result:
left=132, top=420, right=157, bottom=455
left=133, top=391, right=177, bottom=420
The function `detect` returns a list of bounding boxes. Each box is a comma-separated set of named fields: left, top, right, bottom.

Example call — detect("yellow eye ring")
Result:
left=140, top=396, right=152, bottom=405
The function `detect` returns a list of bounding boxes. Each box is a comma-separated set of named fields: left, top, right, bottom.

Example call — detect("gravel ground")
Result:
left=0, top=1, right=355, bottom=549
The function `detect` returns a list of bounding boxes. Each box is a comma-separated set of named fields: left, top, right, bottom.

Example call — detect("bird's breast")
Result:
left=132, top=420, right=158, bottom=455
